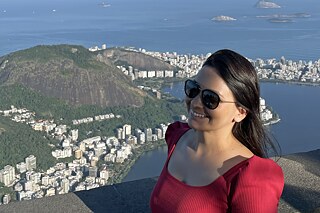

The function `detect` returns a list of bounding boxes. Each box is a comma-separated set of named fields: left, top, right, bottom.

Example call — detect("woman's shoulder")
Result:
left=249, top=155, right=283, bottom=179
left=227, top=156, right=284, bottom=212
left=228, top=155, right=283, bottom=182
left=165, top=121, right=190, bottom=149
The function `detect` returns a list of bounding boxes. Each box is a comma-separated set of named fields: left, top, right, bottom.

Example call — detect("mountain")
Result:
left=102, top=47, right=178, bottom=71
left=0, top=45, right=146, bottom=108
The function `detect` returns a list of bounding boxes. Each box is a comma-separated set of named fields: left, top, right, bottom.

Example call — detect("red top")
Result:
left=150, top=121, right=284, bottom=213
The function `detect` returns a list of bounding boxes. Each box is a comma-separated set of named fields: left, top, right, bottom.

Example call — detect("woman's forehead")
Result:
left=195, top=66, right=224, bottom=87
left=194, top=66, right=233, bottom=98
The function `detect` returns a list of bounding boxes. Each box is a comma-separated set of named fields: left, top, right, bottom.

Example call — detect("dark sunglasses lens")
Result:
left=202, top=90, right=220, bottom=109
left=185, top=80, right=200, bottom=98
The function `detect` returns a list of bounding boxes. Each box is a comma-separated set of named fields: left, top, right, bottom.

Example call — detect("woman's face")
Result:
left=185, top=65, right=243, bottom=133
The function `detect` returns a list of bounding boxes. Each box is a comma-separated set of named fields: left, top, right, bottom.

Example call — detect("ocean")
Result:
left=1, top=0, right=320, bottom=60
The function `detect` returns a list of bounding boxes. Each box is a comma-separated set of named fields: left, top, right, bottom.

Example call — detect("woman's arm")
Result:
left=230, top=158, right=284, bottom=213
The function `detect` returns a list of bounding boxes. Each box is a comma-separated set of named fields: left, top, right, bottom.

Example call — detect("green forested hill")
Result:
left=0, top=116, right=56, bottom=170
left=0, top=84, right=186, bottom=170
left=0, top=44, right=145, bottom=107
left=0, top=44, right=186, bottom=171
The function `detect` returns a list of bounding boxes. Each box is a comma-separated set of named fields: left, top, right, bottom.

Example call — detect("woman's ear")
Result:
left=234, top=107, right=247, bottom=123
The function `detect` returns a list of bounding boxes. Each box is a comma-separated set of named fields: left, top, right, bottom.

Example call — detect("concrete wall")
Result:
left=0, top=149, right=319, bottom=213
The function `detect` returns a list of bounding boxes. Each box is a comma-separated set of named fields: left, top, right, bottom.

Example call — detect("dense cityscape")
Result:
left=1, top=45, right=319, bottom=205
left=116, top=47, right=320, bottom=84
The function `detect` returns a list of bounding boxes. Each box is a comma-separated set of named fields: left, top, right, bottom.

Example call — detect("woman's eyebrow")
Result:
left=194, top=79, right=225, bottom=98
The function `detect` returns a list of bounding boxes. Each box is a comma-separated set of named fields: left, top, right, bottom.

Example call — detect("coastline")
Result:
left=137, top=77, right=320, bottom=89
left=260, top=79, right=320, bottom=87
left=109, top=140, right=166, bottom=185
left=264, top=118, right=281, bottom=126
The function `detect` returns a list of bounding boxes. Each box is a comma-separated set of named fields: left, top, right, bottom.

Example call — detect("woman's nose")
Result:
left=191, top=92, right=203, bottom=108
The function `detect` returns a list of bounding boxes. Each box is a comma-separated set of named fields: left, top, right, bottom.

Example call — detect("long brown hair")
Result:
left=203, top=49, right=279, bottom=158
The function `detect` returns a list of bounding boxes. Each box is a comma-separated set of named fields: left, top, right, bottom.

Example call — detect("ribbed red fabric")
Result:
left=150, top=121, right=284, bottom=213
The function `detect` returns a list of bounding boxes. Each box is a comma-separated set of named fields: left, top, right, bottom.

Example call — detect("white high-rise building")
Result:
left=154, top=128, right=163, bottom=140
left=160, top=124, right=168, bottom=139
left=4, top=165, right=15, bottom=182
left=138, top=132, right=145, bottom=144
left=16, top=162, right=27, bottom=173
left=61, top=178, right=70, bottom=194
left=116, top=128, right=125, bottom=140
left=0, top=171, right=10, bottom=186
left=62, top=138, right=71, bottom=148
left=144, top=128, right=153, bottom=142
left=123, top=124, right=132, bottom=136
left=42, top=176, right=49, bottom=186
left=100, top=169, right=109, bottom=180
left=75, top=149, right=83, bottom=159
left=24, top=180, right=34, bottom=191
left=0, top=165, right=15, bottom=186
left=126, top=135, right=137, bottom=145
left=25, top=155, right=36, bottom=171
left=71, top=129, right=79, bottom=141
left=29, top=172, right=41, bottom=184
left=79, top=142, right=86, bottom=152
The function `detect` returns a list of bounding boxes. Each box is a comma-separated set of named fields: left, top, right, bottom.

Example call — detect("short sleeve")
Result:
left=230, top=157, right=284, bottom=213
left=164, top=121, right=189, bottom=154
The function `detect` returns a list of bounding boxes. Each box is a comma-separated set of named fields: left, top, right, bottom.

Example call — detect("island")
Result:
left=256, top=13, right=311, bottom=23
left=268, top=18, right=293, bottom=23
left=255, top=0, right=281, bottom=9
left=98, top=2, right=111, bottom=8
left=212, top=15, right=236, bottom=22
left=257, top=13, right=311, bottom=19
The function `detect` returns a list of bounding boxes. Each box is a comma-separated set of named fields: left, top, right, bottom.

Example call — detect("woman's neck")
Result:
left=188, top=128, right=240, bottom=156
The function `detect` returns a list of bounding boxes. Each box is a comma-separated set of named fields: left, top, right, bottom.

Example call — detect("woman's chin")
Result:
left=188, top=118, right=205, bottom=130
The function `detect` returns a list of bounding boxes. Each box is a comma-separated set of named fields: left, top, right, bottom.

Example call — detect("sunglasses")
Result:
left=184, top=79, right=236, bottom=110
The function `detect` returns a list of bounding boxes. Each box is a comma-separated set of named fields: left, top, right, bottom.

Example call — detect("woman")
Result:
left=150, top=49, right=284, bottom=212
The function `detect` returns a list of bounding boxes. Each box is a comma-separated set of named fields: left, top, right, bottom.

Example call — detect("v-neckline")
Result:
left=165, top=123, right=255, bottom=188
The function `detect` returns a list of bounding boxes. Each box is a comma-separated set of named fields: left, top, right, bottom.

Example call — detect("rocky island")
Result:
left=268, top=18, right=293, bottom=23
left=255, top=0, right=281, bottom=9
left=212, top=15, right=236, bottom=22
left=257, top=13, right=311, bottom=23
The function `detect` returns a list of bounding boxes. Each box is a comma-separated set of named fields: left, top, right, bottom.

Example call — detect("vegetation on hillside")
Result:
left=0, top=45, right=145, bottom=107
left=104, top=47, right=180, bottom=72
left=5, top=44, right=104, bottom=69
left=0, top=84, right=186, bottom=169
left=0, top=44, right=187, bottom=173
left=0, top=116, right=56, bottom=170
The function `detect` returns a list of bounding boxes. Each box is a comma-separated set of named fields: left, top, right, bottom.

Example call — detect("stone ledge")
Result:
left=0, top=150, right=319, bottom=213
